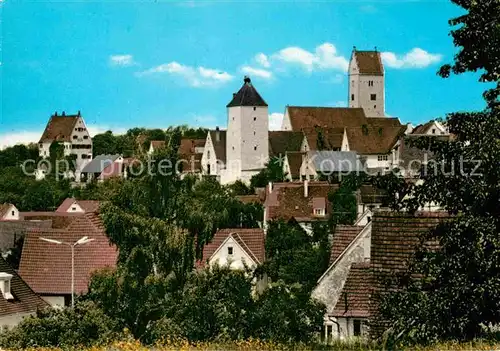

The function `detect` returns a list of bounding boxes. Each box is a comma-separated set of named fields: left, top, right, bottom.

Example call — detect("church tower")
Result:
left=226, top=76, right=269, bottom=183
left=348, top=47, right=385, bottom=117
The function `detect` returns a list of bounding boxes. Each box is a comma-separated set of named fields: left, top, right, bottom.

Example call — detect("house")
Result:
left=300, top=151, right=365, bottom=181
left=312, top=222, right=372, bottom=340
left=313, top=211, right=448, bottom=341
left=38, top=111, right=93, bottom=181
left=81, top=154, right=125, bottom=182
left=411, top=120, right=449, bottom=136
left=0, top=204, right=20, bottom=221
left=18, top=213, right=118, bottom=307
left=264, top=181, right=338, bottom=234
left=281, top=106, right=405, bottom=173
left=148, top=140, right=166, bottom=155
left=198, top=228, right=265, bottom=270
left=56, top=198, right=102, bottom=213
left=0, top=257, right=48, bottom=332
left=198, top=228, right=267, bottom=292
left=201, top=128, right=227, bottom=178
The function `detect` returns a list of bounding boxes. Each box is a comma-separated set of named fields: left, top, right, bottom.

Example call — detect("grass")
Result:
left=7, top=339, right=500, bottom=350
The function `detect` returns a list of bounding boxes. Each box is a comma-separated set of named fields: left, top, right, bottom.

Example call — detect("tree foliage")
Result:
left=380, top=1, right=500, bottom=345
left=0, top=301, right=119, bottom=349
left=261, top=220, right=330, bottom=293
left=250, top=157, right=287, bottom=189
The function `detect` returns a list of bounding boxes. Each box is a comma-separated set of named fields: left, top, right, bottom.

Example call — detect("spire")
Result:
left=226, top=76, right=268, bottom=108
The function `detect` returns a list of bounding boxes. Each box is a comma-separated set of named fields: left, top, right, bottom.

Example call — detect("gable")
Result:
left=39, top=114, right=80, bottom=143
left=209, top=235, right=257, bottom=269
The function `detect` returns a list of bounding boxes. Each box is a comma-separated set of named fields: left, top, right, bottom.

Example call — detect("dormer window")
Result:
left=314, top=208, right=325, bottom=216
left=312, top=197, right=326, bottom=217
left=0, top=272, right=14, bottom=300
left=71, top=206, right=77, bottom=211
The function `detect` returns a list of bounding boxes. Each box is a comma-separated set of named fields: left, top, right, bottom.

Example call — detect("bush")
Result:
left=0, top=301, right=120, bottom=349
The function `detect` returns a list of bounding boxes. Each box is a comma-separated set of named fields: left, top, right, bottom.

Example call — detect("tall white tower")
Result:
left=225, top=76, right=269, bottom=183
left=348, top=47, right=385, bottom=117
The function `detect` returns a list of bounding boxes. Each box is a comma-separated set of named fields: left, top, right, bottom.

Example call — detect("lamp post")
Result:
left=39, top=236, right=95, bottom=308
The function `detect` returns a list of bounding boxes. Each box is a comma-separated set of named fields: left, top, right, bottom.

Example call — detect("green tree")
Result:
left=0, top=301, right=119, bottom=349
left=261, top=220, right=330, bottom=293
left=379, top=1, right=500, bottom=345
left=250, top=157, right=287, bottom=189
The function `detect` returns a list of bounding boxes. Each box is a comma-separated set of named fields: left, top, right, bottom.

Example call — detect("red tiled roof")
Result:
left=20, top=212, right=82, bottom=229
left=332, top=262, right=372, bottom=318
left=369, top=211, right=449, bottom=337
left=198, top=228, right=265, bottom=267
left=329, top=225, right=364, bottom=265
left=302, top=127, right=344, bottom=151
left=179, top=138, right=205, bottom=155
left=209, top=130, right=226, bottom=163
left=268, top=131, right=304, bottom=157
left=56, top=199, right=102, bottom=213
left=265, top=182, right=338, bottom=222
left=354, top=51, right=384, bottom=75
left=285, top=152, right=305, bottom=179
left=19, top=213, right=117, bottom=295
left=235, top=195, right=263, bottom=205
left=39, top=115, right=79, bottom=143
left=0, top=257, right=48, bottom=317
left=286, top=106, right=404, bottom=155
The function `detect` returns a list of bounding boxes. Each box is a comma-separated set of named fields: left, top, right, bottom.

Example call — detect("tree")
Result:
left=328, top=173, right=366, bottom=228
left=261, top=220, right=330, bottom=293
left=250, top=157, right=287, bottom=189
left=379, top=2, right=500, bottom=345
left=0, top=301, right=119, bottom=349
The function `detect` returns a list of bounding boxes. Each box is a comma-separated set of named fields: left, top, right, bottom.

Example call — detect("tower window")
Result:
left=254, top=146, right=257, bottom=151
left=253, top=107, right=256, bottom=111
left=370, top=94, right=377, bottom=101
left=253, top=131, right=256, bottom=135
left=432, top=129, right=436, bottom=134
left=253, top=117, right=257, bottom=121
left=368, top=80, right=374, bottom=87
left=351, top=94, right=355, bottom=101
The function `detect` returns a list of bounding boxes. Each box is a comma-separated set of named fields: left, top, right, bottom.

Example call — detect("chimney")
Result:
left=304, top=179, right=309, bottom=198
left=62, top=111, right=66, bottom=116
left=77, top=110, right=81, bottom=116
left=268, top=181, right=273, bottom=194
left=54, top=111, right=58, bottom=117
left=215, top=126, right=220, bottom=142
left=0, top=272, right=14, bottom=300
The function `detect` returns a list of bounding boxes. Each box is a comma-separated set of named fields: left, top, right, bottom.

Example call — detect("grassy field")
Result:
left=8, top=339, right=500, bottom=351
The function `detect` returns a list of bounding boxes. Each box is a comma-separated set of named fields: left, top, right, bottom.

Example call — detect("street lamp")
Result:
left=39, top=236, right=95, bottom=308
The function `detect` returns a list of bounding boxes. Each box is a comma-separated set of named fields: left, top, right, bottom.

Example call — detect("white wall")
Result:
left=227, top=106, right=269, bottom=172
left=42, top=295, right=66, bottom=308
left=348, top=54, right=385, bottom=117
left=324, top=317, right=368, bottom=340
left=39, top=142, right=51, bottom=158
left=66, top=202, right=84, bottom=213
left=69, top=117, right=93, bottom=173
left=1, top=205, right=19, bottom=220
left=209, top=236, right=256, bottom=270
left=0, top=312, right=33, bottom=332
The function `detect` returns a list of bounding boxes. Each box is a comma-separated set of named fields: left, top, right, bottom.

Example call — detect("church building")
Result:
left=202, top=47, right=407, bottom=185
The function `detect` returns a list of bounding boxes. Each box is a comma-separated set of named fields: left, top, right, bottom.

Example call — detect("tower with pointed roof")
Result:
left=225, top=76, right=269, bottom=183
left=348, top=47, right=385, bottom=117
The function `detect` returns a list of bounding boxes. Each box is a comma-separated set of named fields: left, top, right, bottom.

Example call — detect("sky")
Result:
left=0, top=0, right=492, bottom=149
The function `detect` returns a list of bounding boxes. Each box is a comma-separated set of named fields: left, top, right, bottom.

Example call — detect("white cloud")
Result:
left=272, top=42, right=349, bottom=72
left=269, top=113, right=284, bottom=131
left=241, top=66, right=273, bottom=80
left=0, top=131, right=41, bottom=150
left=139, top=61, right=233, bottom=87
left=109, top=54, right=135, bottom=67
left=381, top=48, right=442, bottom=69
left=255, top=53, right=271, bottom=68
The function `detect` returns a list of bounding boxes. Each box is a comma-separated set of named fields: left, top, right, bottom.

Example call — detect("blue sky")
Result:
left=0, top=0, right=491, bottom=148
